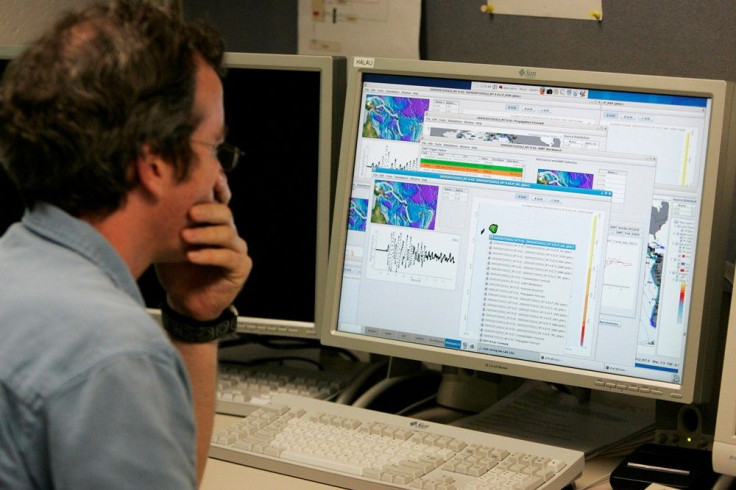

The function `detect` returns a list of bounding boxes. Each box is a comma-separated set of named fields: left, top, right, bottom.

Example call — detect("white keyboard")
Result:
left=210, top=394, right=584, bottom=489
left=216, top=362, right=365, bottom=417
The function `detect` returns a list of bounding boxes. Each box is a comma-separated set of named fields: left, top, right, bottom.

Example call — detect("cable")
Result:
left=574, top=473, right=610, bottom=489
left=396, top=394, right=438, bottom=416
left=321, top=346, right=361, bottom=362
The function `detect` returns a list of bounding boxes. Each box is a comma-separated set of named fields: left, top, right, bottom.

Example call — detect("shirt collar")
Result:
left=22, top=202, right=145, bottom=306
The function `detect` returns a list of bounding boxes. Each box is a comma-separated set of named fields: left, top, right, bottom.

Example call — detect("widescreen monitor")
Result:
left=322, top=57, right=736, bottom=405
left=138, top=52, right=346, bottom=339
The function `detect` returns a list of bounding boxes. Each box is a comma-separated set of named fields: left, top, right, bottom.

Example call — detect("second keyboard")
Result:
left=216, top=362, right=366, bottom=416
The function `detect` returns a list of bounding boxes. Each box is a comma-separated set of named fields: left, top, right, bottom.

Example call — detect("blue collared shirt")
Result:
left=0, top=203, right=196, bottom=489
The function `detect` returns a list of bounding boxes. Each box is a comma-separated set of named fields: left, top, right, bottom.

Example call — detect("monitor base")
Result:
left=436, top=367, right=524, bottom=413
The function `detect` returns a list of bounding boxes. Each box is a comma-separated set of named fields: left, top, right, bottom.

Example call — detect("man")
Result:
left=0, top=1, right=252, bottom=488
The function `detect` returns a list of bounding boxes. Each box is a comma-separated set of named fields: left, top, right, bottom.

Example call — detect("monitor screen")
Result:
left=0, top=46, right=26, bottom=238
left=0, top=163, right=22, bottom=236
left=322, top=57, right=736, bottom=404
left=138, top=52, right=345, bottom=339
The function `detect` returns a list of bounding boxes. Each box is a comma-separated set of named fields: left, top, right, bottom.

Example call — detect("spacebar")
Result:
left=280, top=450, right=364, bottom=475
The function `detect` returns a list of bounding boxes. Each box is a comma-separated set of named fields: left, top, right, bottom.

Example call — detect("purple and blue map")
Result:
left=362, top=95, right=430, bottom=142
left=371, top=180, right=438, bottom=230
left=537, top=169, right=594, bottom=189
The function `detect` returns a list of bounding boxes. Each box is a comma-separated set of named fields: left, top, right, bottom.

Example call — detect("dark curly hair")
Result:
left=0, top=0, right=224, bottom=217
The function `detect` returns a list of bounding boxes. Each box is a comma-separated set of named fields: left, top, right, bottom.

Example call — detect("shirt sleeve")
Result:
left=45, top=352, right=197, bottom=490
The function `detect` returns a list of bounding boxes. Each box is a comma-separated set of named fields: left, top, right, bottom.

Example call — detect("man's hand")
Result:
left=156, top=173, right=252, bottom=320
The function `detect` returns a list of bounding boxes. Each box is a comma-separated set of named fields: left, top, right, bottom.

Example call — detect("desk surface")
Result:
left=202, top=414, right=622, bottom=489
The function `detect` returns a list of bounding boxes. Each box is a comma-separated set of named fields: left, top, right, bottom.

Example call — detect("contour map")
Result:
left=537, top=169, right=594, bottom=189
left=348, top=198, right=369, bottom=232
left=362, top=95, right=430, bottom=142
left=371, top=180, right=438, bottom=230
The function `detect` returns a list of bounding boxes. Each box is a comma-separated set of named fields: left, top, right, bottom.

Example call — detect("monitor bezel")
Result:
left=221, top=52, right=342, bottom=339
left=0, top=45, right=25, bottom=61
left=321, top=56, right=736, bottom=404
left=143, top=52, right=345, bottom=339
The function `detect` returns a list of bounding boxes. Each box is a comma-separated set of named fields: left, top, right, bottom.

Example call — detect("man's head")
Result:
left=0, top=0, right=224, bottom=217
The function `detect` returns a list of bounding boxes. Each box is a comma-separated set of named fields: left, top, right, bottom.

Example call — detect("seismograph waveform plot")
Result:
left=376, top=235, right=456, bottom=271
left=359, top=141, right=420, bottom=178
left=366, top=227, right=460, bottom=289
left=366, top=146, right=418, bottom=171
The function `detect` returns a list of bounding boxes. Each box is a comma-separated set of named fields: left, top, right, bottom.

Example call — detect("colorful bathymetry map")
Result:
left=348, top=198, right=369, bottom=231
left=362, top=95, right=430, bottom=142
left=371, top=180, right=438, bottom=230
left=537, top=169, right=594, bottom=189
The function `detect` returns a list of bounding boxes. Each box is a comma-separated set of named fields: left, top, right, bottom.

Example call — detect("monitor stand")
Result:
left=434, top=367, right=525, bottom=413
left=351, top=358, right=524, bottom=419
left=351, top=357, right=442, bottom=414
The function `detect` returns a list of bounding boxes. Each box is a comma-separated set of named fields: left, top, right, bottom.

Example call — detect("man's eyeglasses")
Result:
left=191, top=139, right=244, bottom=172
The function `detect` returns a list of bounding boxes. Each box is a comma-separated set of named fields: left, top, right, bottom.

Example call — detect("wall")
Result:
left=8, top=1, right=735, bottom=100
left=0, top=0, right=179, bottom=45
left=184, top=0, right=736, bottom=80
left=182, top=0, right=297, bottom=54
left=422, top=1, right=736, bottom=80
left=0, top=0, right=92, bottom=45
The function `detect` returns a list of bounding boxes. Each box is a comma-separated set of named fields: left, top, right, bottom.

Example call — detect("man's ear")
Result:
left=135, top=144, right=173, bottom=198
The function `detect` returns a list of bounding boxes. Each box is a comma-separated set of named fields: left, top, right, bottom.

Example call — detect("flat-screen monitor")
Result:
left=138, top=52, right=345, bottom=339
left=0, top=46, right=26, bottom=237
left=322, top=57, right=736, bottom=405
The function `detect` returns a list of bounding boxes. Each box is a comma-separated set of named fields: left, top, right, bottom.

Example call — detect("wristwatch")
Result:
left=160, top=303, right=238, bottom=343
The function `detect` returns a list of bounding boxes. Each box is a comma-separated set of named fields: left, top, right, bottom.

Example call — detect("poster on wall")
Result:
left=484, top=0, right=603, bottom=21
left=298, top=0, right=421, bottom=59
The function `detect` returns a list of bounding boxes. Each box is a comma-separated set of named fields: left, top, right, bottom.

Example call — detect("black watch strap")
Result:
left=160, top=303, right=238, bottom=343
